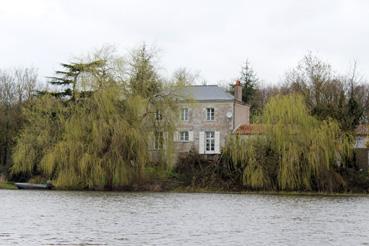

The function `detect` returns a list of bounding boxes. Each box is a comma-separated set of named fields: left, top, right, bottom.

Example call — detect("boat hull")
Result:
left=15, top=183, right=52, bottom=190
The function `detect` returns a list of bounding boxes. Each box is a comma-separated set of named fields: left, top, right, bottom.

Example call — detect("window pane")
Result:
left=181, top=108, right=188, bottom=121
left=180, top=131, right=189, bottom=141
left=206, top=108, right=214, bottom=120
left=154, top=132, right=163, bottom=150
left=205, top=131, right=215, bottom=152
left=155, top=110, right=162, bottom=120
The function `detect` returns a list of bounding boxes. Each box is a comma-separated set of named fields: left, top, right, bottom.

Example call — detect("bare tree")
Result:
left=0, top=68, right=38, bottom=175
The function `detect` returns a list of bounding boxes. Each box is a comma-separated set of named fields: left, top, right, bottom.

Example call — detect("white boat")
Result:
left=15, top=182, right=53, bottom=190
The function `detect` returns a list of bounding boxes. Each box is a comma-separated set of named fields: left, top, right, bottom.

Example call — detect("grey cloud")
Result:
left=0, top=0, right=368, bottom=85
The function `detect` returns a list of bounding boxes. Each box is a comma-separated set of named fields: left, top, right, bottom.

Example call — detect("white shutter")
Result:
left=189, top=131, right=194, bottom=142
left=215, top=131, right=220, bottom=154
left=173, top=131, right=179, bottom=142
left=199, top=131, right=205, bottom=154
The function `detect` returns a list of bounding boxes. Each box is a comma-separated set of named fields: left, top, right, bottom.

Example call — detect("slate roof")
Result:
left=177, top=85, right=234, bottom=101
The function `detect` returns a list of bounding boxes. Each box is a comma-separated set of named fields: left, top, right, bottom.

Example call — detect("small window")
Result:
left=180, top=131, right=189, bottom=142
left=206, top=108, right=214, bottom=121
left=181, top=108, right=189, bottom=121
left=205, top=131, right=215, bottom=151
left=154, top=131, right=163, bottom=150
left=155, top=110, right=162, bottom=121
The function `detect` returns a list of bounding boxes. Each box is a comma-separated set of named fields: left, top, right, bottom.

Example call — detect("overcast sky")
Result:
left=1, top=0, right=369, bottom=85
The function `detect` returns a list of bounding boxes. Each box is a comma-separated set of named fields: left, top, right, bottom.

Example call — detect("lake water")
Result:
left=1, top=190, right=369, bottom=245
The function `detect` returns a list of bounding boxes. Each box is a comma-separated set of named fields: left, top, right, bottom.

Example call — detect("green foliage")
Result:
left=223, top=135, right=277, bottom=190
left=343, top=95, right=364, bottom=131
left=264, top=94, right=353, bottom=191
left=0, top=182, right=16, bottom=189
left=11, top=48, right=178, bottom=190
left=0, top=68, right=37, bottom=176
left=128, top=44, right=162, bottom=98
left=39, top=87, right=149, bottom=189
left=223, top=94, right=353, bottom=192
left=229, top=60, right=261, bottom=118
left=11, top=95, right=64, bottom=176
left=240, top=60, right=258, bottom=105
left=43, top=60, right=106, bottom=100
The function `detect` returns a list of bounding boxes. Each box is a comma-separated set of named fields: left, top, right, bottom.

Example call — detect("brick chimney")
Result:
left=234, top=80, right=242, bottom=102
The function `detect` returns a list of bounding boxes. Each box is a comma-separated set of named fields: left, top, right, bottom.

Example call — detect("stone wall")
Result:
left=174, top=101, right=234, bottom=153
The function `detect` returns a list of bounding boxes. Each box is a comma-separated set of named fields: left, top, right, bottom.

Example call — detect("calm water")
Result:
left=1, top=190, right=369, bottom=245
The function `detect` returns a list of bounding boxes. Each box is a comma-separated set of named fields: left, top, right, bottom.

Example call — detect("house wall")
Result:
left=234, top=102, right=250, bottom=129
left=355, top=136, right=369, bottom=148
left=174, top=101, right=234, bottom=154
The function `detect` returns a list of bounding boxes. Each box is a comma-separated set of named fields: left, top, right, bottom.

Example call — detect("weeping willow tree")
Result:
left=223, top=135, right=277, bottom=190
left=11, top=95, right=65, bottom=177
left=11, top=47, right=179, bottom=189
left=127, top=44, right=179, bottom=171
left=39, top=87, right=151, bottom=189
left=265, top=94, right=353, bottom=191
left=224, top=94, right=353, bottom=192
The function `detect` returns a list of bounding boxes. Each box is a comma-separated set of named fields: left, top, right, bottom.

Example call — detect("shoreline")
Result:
left=0, top=182, right=17, bottom=190
left=1, top=182, right=368, bottom=196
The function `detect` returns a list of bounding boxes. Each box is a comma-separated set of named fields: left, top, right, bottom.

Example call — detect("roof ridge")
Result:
left=177, top=85, right=234, bottom=101
left=185, top=85, right=219, bottom=87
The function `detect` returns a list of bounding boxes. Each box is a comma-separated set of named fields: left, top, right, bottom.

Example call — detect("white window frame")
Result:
left=206, top=108, right=215, bottom=121
left=155, top=110, right=162, bottom=121
left=205, top=131, right=215, bottom=153
left=181, top=108, right=189, bottom=121
left=179, top=131, right=189, bottom=142
left=154, top=131, right=164, bottom=150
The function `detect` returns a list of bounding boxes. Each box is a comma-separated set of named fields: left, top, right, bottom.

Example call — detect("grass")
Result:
left=0, top=182, right=16, bottom=190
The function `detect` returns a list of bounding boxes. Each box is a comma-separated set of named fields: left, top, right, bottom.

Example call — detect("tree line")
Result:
left=234, top=54, right=367, bottom=132
left=5, top=46, right=182, bottom=189
left=0, top=46, right=368, bottom=191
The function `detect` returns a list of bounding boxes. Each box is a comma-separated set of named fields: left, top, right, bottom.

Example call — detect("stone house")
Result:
left=354, top=124, right=369, bottom=170
left=354, top=124, right=369, bottom=148
left=172, top=81, right=250, bottom=155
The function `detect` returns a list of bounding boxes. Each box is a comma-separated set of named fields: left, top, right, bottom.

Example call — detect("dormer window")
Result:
left=181, top=108, right=189, bottom=121
left=206, top=108, right=214, bottom=121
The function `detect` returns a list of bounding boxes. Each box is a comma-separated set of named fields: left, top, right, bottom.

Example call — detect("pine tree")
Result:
left=44, top=60, right=105, bottom=101
left=240, top=60, right=258, bottom=104
left=229, top=60, right=260, bottom=117
left=128, top=45, right=161, bottom=98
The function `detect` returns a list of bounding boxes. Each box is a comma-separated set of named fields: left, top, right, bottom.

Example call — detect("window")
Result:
left=181, top=108, right=189, bottom=121
left=155, top=110, right=162, bottom=121
left=154, top=131, right=163, bottom=150
left=205, top=131, right=215, bottom=152
left=180, top=131, right=189, bottom=141
left=206, top=108, right=214, bottom=121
